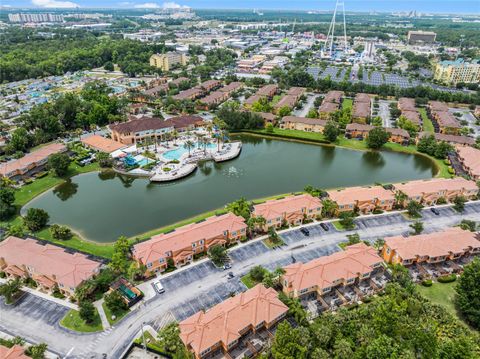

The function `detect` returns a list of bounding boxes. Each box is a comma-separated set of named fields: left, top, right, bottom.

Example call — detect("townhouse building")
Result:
left=0, top=143, right=67, bottom=179
left=199, top=82, right=244, bottom=109
left=351, top=93, right=371, bottom=124
left=382, top=227, right=480, bottom=266
left=132, top=213, right=247, bottom=276
left=397, top=97, right=422, bottom=128
left=179, top=284, right=288, bottom=359
left=431, top=110, right=461, bottom=135
left=455, top=145, right=480, bottom=180
left=318, top=91, right=343, bottom=119
left=279, top=116, right=327, bottom=133
left=327, top=186, right=396, bottom=214
left=281, top=243, right=384, bottom=300
left=244, top=84, right=279, bottom=108
left=345, top=123, right=410, bottom=145
left=251, top=194, right=322, bottom=231
left=392, top=177, right=478, bottom=205
left=0, top=236, right=101, bottom=297
left=417, top=132, right=476, bottom=147
left=0, top=344, right=30, bottom=359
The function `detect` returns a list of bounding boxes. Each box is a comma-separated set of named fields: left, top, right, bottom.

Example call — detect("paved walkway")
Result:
left=94, top=299, right=110, bottom=329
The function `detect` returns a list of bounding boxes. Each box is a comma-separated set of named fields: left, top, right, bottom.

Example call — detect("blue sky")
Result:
left=3, top=0, right=480, bottom=14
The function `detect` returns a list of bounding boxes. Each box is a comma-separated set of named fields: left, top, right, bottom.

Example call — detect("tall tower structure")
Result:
left=322, top=0, right=348, bottom=58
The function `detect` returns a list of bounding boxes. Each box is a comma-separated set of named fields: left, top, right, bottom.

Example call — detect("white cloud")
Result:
left=31, top=0, right=79, bottom=8
left=162, top=1, right=189, bottom=9
left=134, top=2, right=160, bottom=8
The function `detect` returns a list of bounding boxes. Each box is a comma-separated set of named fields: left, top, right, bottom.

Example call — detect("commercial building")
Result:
left=327, top=185, right=395, bottom=214
left=280, top=116, right=327, bottom=133
left=179, top=284, right=288, bottom=359
left=382, top=227, right=480, bottom=267
left=455, top=145, right=480, bottom=180
left=149, top=52, right=187, bottom=71
left=0, top=236, right=101, bottom=297
left=351, top=93, right=371, bottom=124
left=132, top=213, right=247, bottom=276
left=8, top=13, right=64, bottom=23
left=434, top=58, right=480, bottom=85
left=81, top=135, right=127, bottom=154
left=0, top=143, right=67, bottom=179
left=407, top=30, right=437, bottom=44
left=281, top=243, right=385, bottom=309
left=251, top=194, right=322, bottom=230
left=109, top=115, right=204, bottom=145
left=392, top=177, right=478, bottom=205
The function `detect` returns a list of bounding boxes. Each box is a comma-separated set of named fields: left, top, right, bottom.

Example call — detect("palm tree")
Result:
left=171, top=130, right=178, bottom=145
left=201, top=136, right=210, bottom=154
left=0, top=278, right=22, bottom=304
left=183, top=140, right=195, bottom=157
left=321, top=199, right=338, bottom=218
left=394, top=191, right=408, bottom=208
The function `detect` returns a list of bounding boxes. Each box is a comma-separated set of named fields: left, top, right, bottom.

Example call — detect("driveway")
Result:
left=293, top=93, right=317, bottom=117
left=378, top=100, right=393, bottom=127
left=1, top=202, right=479, bottom=358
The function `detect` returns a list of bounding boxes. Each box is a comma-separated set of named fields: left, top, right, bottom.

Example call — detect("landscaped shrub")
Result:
left=437, top=274, right=457, bottom=283
left=24, top=178, right=33, bottom=185
left=0, top=272, right=5, bottom=278
left=421, top=279, right=433, bottom=287
left=373, top=208, right=384, bottom=214
left=436, top=197, right=447, bottom=205
left=34, top=171, right=48, bottom=178
left=448, top=167, right=455, bottom=174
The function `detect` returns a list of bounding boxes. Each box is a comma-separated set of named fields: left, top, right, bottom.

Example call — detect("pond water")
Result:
left=25, top=135, right=437, bottom=243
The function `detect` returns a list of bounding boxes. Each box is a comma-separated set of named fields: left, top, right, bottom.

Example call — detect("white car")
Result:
left=153, top=280, right=165, bottom=294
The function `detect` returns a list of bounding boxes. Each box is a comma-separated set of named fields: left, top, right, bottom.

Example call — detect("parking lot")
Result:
left=229, top=241, right=270, bottom=262
left=0, top=292, right=69, bottom=328
left=281, top=222, right=334, bottom=245
left=160, top=261, right=219, bottom=292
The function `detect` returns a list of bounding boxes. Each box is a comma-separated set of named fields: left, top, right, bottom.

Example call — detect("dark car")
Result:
left=227, top=272, right=235, bottom=279
left=300, top=227, right=310, bottom=236
left=320, top=223, right=330, bottom=231
left=430, top=207, right=440, bottom=216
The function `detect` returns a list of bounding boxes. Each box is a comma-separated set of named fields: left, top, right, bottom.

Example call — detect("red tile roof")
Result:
left=392, top=177, right=478, bottom=198
left=81, top=135, right=127, bottom=153
left=252, top=194, right=322, bottom=222
left=456, top=145, right=480, bottom=178
left=0, top=344, right=30, bottom=359
left=179, top=284, right=288, bottom=355
left=327, top=186, right=394, bottom=206
left=0, top=237, right=101, bottom=289
left=384, top=227, right=480, bottom=260
left=282, top=243, right=383, bottom=292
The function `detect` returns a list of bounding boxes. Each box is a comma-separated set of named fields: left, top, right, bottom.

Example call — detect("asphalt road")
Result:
left=1, top=202, right=479, bottom=358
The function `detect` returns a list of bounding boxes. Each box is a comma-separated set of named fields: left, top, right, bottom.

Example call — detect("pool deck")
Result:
left=150, top=163, right=198, bottom=182
left=213, top=141, right=242, bottom=162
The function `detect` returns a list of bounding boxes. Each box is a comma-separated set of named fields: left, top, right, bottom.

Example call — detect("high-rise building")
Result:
left=149, top=52, right=187, bottom=71
left=434, top=58, right=480, bottom=84
left=8, top=13, right=64, bottom=23
left=407, top=30, right=436, bottom=44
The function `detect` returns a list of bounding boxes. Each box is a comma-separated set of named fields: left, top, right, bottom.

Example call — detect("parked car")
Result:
left=430, top=208, right=440, bottom=216
left=227, top=272, right=235, bottom=279
left=153, top=280, right=165, bottom=294
left=320, top=223, right=330, bottom=231
left=223, top=263, right=232, bottom=270
left=300, top=227, right=310, bottom=236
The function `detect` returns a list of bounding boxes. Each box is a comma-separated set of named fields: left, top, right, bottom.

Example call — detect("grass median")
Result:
left=60, top=308, right=103, bottom=333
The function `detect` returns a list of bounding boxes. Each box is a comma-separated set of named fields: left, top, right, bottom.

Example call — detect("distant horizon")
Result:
left=2, top=1, right=479, bottom=15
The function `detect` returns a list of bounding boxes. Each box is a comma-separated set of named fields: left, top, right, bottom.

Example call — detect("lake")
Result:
left=25, top=135, right=437, bottom=242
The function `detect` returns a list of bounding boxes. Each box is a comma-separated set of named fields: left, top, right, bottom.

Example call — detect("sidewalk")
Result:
left=94, top=298, right=111, bottom=329
left=0, top=278, right=77, bottom=310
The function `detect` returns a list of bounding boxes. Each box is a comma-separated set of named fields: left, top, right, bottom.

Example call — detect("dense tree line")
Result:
left=0, top=29, right=170, bottom=82
left=7, top=81, right=126, bottom=154
left=267, top=277, right=479, bottom=358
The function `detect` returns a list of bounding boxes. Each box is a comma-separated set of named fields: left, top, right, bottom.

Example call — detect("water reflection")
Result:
left=198, top=161, right=213, bottom=176
left=117, top=174, right=136, bottom=188
left=98, top=170, right=116, bottom=181
left=362, top=151, right=386, bottom=169
left=319, top=146, right=336, bottom=167
left=53, top=179, right=78, bottom=201
left=413, top=154, right=437, bottom=175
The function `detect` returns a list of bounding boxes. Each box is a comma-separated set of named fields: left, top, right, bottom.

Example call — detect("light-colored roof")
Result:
left=355, top=93, right=371, bottom=103
left=0, top=344, right=30, bottom=359
left=81, top=135, right=127, bottom=153
left=281, top=116, right=327, bottom=127
left=179, top=284, right=288, bottom=355
left=256, top=84, right=278, bottom=96
left=327, top=186, right=394, bottom=206
left=132, top=213, right=246, bottom=265
left=392, top=177, right=478, bottom=197
left=0, top=237, right=101, bottom=289
left=398, top=98, right=416, bottom=112
left=0, top=143, right=66, bottom=176
left=428, top=101, right=449, bottom=112
left=456, top=146, right=480, bottom=177
left=318, top=101, right=339, bottom=114
left=274, top=95, right=296, bottom=109
left=433, top=110, right=460, bottom=129
left=385, top=227, right=480, bottom=260
left=283, top=243, right=382, bottom=292
left=323, top=91, right=343, bottom=104
left=252, top=194, right=322, bottom=222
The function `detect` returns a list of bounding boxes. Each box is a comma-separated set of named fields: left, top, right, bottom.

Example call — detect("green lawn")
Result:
left=262, top=236, right=285, bottom=249
left=60, top=308, right=103, bottom=333
left=342, top=98, right=353, bottom=111
left=102, top=302, right=129, bottom=326
left=240, top=273, right=258, bottom=289
left=331, top=220, right=355, bottom=231
left=417, top=282, right=459, bottom=318
left=419, top=108, right=435, bottom=133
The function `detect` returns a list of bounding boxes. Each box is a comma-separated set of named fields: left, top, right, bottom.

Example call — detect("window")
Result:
left=223, top=231, right=228, bottom=236
left=200, top=239, right=204, bottom=245
left=192, top=243, right=196, bottom=248
left=159, top=258, right=165, bottom=263
left=232, top=231, right=236, bottom=236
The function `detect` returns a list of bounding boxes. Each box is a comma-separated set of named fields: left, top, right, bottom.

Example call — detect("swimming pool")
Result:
left=163, top=143, right=216, bottom=161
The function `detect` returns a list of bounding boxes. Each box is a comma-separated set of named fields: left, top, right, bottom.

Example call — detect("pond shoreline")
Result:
left=18, top=133, right=443, bottom=257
